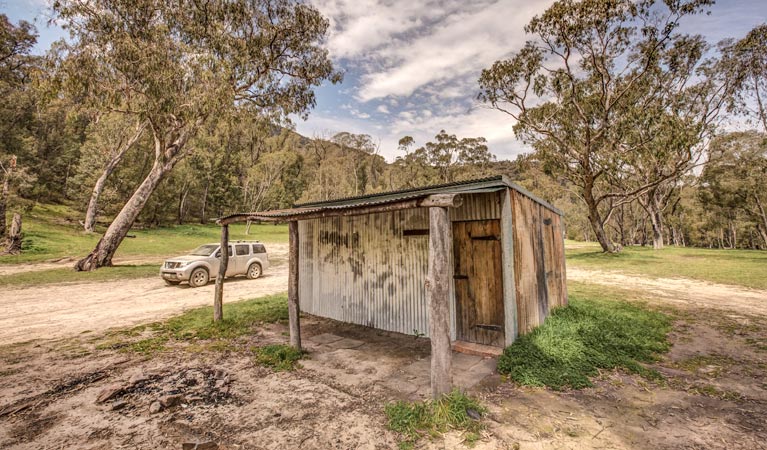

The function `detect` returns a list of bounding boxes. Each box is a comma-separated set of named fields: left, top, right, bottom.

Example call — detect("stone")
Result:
left=128, top=373, right=148, bottom=386
left=149, top=401, right=162, bottom=414
left=110, top=400, right=127, bottom=411
left=328, top=338, right=365, bottom=349
left=308, top=333, right=345, bottom=345
left=214, top=379, right=226, bottom=389
left=95, top=384, right=124, bottom=404
left=181, top=442, right=218, bottom=450
left=159, top=394, right=185, bottom=408
left=381, top=378, right=420, bottom=395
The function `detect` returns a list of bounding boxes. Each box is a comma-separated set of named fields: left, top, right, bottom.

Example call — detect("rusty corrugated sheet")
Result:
left=297, top=192, right=503, bottom=336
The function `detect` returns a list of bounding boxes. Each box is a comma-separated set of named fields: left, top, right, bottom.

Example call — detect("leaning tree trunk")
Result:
left=84, top=159, right=120, bottom=233
left=84, top=122, right=146, bottom=233
left=75, top=161, right=170, bottom=271
left=2, top=213, right=22, bottom=255
left=584, top=188, right=615, bottom=253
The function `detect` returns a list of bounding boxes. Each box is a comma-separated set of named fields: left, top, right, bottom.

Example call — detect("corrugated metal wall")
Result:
left=510, top=189, right=568, bottom=334
left=298, top=192, right=502, bottom=337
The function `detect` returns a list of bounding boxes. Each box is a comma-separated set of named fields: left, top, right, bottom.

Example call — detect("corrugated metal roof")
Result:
left=218, top=175, right=562, bottom=223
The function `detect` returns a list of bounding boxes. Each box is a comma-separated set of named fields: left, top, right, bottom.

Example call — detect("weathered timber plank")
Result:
left=428, top=206, right=453, bottom=398
left=288, top=221, right=301, bottom=350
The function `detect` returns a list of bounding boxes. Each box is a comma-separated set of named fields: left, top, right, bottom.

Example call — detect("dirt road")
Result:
left=0, top=245, right=289, bottom=345
left=567, top=267, right=767, bottom=315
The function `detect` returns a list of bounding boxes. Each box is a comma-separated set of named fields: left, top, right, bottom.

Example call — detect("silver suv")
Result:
left=161, top=241, right=270, bottom=287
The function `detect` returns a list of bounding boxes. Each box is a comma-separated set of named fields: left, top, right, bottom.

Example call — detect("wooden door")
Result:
left=453, top=220, right=505, bottom=346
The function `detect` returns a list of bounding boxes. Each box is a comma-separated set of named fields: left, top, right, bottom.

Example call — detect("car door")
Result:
left=234, top=244, right=251, bottom=274
left=215, top=245, right=236, bottom=277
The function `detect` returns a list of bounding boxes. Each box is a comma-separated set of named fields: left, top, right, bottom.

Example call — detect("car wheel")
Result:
left=247, top=262, right=262, bottom=279
left=189, top=267, right=210, bottom=287
left=164, top=279, right=181, bottom=286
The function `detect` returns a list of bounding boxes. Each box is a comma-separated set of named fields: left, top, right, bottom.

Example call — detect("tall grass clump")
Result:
left=498, top=283, right=671, bottom=389
left=385, top=390, right=486, bottom=448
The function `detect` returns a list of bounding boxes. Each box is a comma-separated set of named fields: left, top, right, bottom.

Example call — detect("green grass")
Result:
left=1, top=203, right=288, bottom=265
left=566, top=241, right=767, bottom=290
left=95, top=293, right=288, bottom=354
left=498, top=282, right=671, bottom=390
left=385, top=390, right=486, bottom=448
left=0, top=265, right=158, bottom=288
left=253, top=344, right=305, bottom=371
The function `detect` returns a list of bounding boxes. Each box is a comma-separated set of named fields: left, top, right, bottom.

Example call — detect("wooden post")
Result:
left=427, top=206, right=452, bottom=398
left=213, top=224, right=228, bottom=322
left=288, top=220, right=301, bottom=350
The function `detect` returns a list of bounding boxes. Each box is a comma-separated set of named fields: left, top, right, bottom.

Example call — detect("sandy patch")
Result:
left=0, top=245, right=289, bottom=345
left=568, top=267, right=767, bottom=316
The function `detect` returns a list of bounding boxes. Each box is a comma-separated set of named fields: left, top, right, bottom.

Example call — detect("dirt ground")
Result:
left=568, top=267, right=767, bottom=315
left=1, top=264, right=766, bottom=449
left=0, top=244, right=288, bottom=346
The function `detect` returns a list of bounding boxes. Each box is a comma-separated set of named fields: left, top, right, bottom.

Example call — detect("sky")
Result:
left=3, top=0, right=766, bottom=162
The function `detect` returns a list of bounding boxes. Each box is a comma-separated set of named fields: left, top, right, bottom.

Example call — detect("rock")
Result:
left=110, top=400, right=127, bottom=411
left=159, top=394, right=185, bottom=408
left=95, top=384, right=125, bottom=404
left=128, top=373, right=148, bottom=386
left=149, top=401, right=162, bottom=414
left=466, top=408, right=482, bottom=420
left=181, top=442, right=218, bottom=450
left=214, top=379, right=226, bottom=389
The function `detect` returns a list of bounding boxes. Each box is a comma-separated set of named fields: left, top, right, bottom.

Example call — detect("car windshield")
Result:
left=189, top=244, right=218, bottom=256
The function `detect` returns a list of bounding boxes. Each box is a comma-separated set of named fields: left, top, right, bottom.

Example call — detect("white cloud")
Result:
left=303, top=0, right=552, bottom=160
left=311, top=0, right=469, bottom=59
left=355, top=1, right=552, bottom=101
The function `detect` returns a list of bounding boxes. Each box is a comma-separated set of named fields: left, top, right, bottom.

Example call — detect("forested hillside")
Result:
left=1, top=3, right=766, bottom=258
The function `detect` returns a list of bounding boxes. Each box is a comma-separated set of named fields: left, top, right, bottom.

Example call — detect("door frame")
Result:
left=451, top=218, right=505, bottom=347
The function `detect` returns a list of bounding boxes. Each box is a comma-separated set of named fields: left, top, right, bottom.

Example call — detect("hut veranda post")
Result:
left=216, top=176, right=567, bottom=398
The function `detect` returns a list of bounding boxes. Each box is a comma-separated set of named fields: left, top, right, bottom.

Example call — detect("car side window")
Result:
left=235, top=244, right=249, bottom=256
left=252, top=244, right=266, bottom=253
left=215, top=246, right=233, bottom=257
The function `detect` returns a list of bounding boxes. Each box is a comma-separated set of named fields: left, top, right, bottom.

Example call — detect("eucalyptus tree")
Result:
left=53, top=0, right=341, bottom=271
left=0, top=15, right=37, bottom=237
left=721, top=25, right=767, bottom=132
left=80, top=114, right=148, bottom=232
left=700, top=131, right=767, bottom=247
left=396, top=130, right=495, bottom=185
left=479, top=0, right=728, bottom=252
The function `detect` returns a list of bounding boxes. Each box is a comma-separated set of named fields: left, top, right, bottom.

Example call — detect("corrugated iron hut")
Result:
left=217, top=176, right=567, bottom=397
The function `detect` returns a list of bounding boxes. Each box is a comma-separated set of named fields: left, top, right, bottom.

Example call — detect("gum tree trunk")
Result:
left=2, top=213, right=22, bottom=255
left=0, top=156, right=15, bottom=239
left=84, top=121, right=147, bottom=233
left=75, top=161, right=169, bottom=271
left=75, top=124, right=197, bottom=271
left=584, top=186, right=615, bottom=253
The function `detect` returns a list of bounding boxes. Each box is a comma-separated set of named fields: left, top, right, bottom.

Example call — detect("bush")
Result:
left=254, top=344, right=305, bottom=371
left=385, top=390, right=486, bottom=448
left=498, top=283, right=671, bottom=390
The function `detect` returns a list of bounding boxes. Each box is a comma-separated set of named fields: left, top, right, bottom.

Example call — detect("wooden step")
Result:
left=452, top=340, right=503, bottom=358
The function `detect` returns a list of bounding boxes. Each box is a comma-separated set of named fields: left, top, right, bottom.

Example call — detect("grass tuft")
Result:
left=163, top=294, right=289, bottom=340
left=498, top=282, right=671, bottom=390
left=385, top=390, right=486, bottom=448
left=93, top=293, right=288, bottom=354
left=253, top=344, right=305, bottom=371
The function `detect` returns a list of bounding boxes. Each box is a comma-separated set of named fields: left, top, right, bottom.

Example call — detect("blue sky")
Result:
left=3, top=0, right=766, bottom=161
